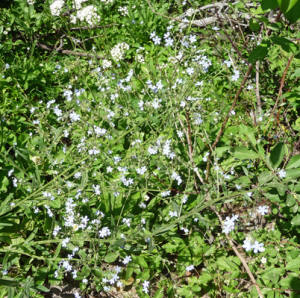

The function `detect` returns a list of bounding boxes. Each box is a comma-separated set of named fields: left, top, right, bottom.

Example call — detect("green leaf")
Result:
left=258, top=171, right=274, bottom=184
left=271, top=37, right=298, bottom=53
left=35, top=285, right=50, bottom=292
left=284, top=0, right=300, bottom=22
left=279, top=274, right=300, bottom=290
left=248, top=44, right=269, bottom=63
left=286, top=258, right=300, bottom=271
left=0, top=278, right=19, bottom=287
left=233, top=147, right=259, bottom=160
left=270, top=143, right=286, bottom=168
left=286, top=168, right=300, bottom=179
left=286, top=155, right=300, bottom=169
left=136, top=255, right=148, bottom=268
left=291, top=214, right=300, bottom=226
left=261, top=0, right=279, bottom=10
left=262, top=268, right=284, bottom=283
left=104, top=251, right=119, bottom=263
left=277, top=0, right=290, bottom=12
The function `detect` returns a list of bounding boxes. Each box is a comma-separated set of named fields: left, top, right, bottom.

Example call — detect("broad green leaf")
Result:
left=104, top=251, right=119, bottom=263
left=270, top=143, right=286, bottom=168
left=286, top=155, right=300, bottom=169
left=284, top=0, right=300, bottom=22
left=277, top=0, right=290, bottom=12
left=233, top=147, right=259, bottom=160
left=136, top=255, right=148, bottom=268
left=286, top=258, right=300, bottom=271
left=279, top=274, right=300, bottom=290
left=291, top=214, right=300, bottom=226
left=248, top=44, right=269, bottom=63
left=286, top=168, right=300, bottom=179
left=262, top=268, right=284, bottom=283
left=239, top=125, right=256, bottom=146
left=261, top=0, right=279, bottom=10
left=258, top=171, right=274, bottom=184
left=271, top=37, right=298, bottom=53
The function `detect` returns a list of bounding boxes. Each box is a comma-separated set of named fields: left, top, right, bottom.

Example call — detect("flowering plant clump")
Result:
left=0, top=0, right=299, bottom=297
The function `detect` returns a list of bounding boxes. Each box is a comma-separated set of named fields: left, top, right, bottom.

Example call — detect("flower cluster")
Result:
left=72, top=5, right=100, bottom=25
left=110, top=42, right=130, bottom=61
left=242, top=237, right=265, bottom=253
left=50, top=0, right=65, bottom=16
left=222, top=214, right=239, bottom=234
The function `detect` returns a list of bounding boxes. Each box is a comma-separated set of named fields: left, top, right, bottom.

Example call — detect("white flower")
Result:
left=70, top=111, right=80, bottom=122
left=148, top=146, right=158, bottom=155
left=169, top=210, right=178, bottom=218
left=122, top=255, right=132, bottom=265
left=92, top=184, right=101, bottom=195
left=102, top=59, right=112, bottom=69
left=257, top=205, right=269, bottom=216
left=261, top=257, right=267, bottom=264
left=136, top=166, right=147, bottom=175
left=62, top=237, right=70, bottom=247
left=222, top=214, right=238, bottom=234
left=76, top=5, right=100, bottom=26
left=161, top=190, right=171, bottom=197
left=231, top=69, right=240, bottom=81
left=142, top=280, right=150, bottom=294
left=278, top=169, right=286, bottom=179
left=152, top=36, right=161, bottom=45
left=50, top=0, right=64, bottom=16
left=186, top=265, right=194, bottom=272
left=74, top=172, right=82, bottom=179
left=111, top=42, right=129, bottom=61
left=171, top=171, right=182, bottom=185
left=242, top=237, right=253, bottom=252
left=99, top=227, right=111, bottom=238
left=252, top=241, right=265, bottom=253
left=224, top=60, right=232, bottom=67
left=73, top=0, right=87, bottom=9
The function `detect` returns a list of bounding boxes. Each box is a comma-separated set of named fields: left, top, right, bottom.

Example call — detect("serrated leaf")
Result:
left=233, top=147, right=259, bottom=160
left=262, top=268, right=284, bottom=283
left=286, top=155, right=300, bottom=169
left=270, top=143, right=286, bottom=168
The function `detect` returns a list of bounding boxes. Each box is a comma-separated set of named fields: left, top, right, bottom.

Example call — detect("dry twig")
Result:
left=37, top=42, right=103, bottom=60
left=213, top=208, right=264, bottom=298
left=205, top=64, right=253, bottom=181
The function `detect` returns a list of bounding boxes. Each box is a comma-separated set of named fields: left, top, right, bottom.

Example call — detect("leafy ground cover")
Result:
left=0, top=0, right=300, bottom=297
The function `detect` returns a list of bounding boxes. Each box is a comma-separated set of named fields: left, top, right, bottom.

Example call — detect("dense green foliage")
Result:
left=0, top=0, right=300, bottom=297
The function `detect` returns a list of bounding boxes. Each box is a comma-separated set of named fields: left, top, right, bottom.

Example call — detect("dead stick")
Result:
left=37, top=42, right=103, bottom=60
left=213, top=209, right=264, bottom=298
left=271, top=55, right=294, bottom=116
left=255, top=61, right=262, bottom=114
left=205, top=63, right=253, bottom=181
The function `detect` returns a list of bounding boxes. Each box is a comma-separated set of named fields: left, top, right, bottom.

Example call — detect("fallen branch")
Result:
left=37, top=42, right=103, bottom=60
